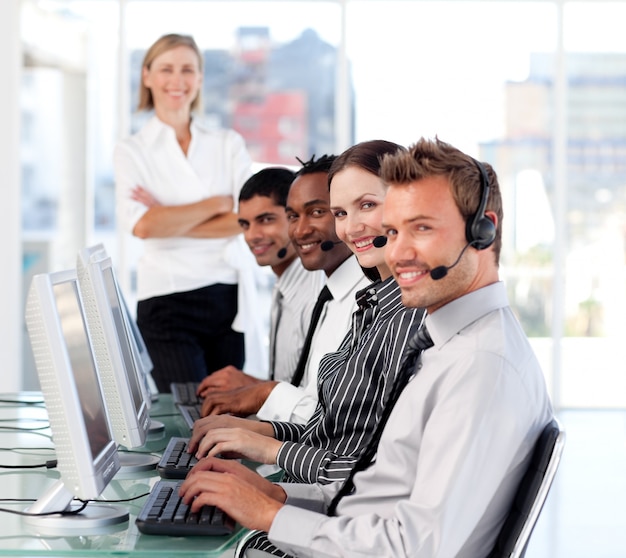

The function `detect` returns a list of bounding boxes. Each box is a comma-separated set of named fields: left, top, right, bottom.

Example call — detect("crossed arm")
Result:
left=130, top=185, right=239, bottom=239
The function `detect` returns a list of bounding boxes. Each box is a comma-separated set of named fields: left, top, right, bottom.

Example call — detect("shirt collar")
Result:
left=138, top=114, right=209, bottom=147
left=426, top=281, right=509, bottom=349
left=325, top=255, right=367, bottom=303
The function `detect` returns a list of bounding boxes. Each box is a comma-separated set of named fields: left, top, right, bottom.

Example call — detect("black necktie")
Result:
left=327, top=323, right=434, bottom=516
left=290, top=285, right=333, bottom=387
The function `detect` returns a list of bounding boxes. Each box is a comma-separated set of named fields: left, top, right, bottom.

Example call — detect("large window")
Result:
left=19, top=0, right=626, bottom=408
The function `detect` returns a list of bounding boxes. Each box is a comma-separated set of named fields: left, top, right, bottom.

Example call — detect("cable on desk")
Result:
left=0, top=398, right=45, bottom=406
left=0, top=424, right=51, bottom=432
left=0, top=446, right=55, bottom=452
left=0, top=491, right=151, bottom=517
left=0, top=499, right=89, bottom=517
left=0, top=459, right=57, bottom=469
left=0, top=418, right=49, bottom=425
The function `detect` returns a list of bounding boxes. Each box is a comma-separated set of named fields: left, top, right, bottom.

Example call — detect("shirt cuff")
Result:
left=256, top=381, right=317, bottom=424
left=268, top=504, right=328, bottom=555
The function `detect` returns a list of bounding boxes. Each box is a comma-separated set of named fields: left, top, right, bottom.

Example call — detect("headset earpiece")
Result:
left=466, top=159, right=496, bottom=250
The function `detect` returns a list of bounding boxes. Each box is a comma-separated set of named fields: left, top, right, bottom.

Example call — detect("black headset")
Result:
left=466, top=158, right=496, bottom=250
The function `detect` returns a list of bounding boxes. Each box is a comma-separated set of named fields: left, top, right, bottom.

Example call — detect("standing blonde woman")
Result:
left=115, top=34, right=253, bottom=393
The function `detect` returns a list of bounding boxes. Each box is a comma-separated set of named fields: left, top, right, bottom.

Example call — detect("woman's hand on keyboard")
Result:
left=194, top=427, right=282, bottom=464
left=188, top=415, right=274, bottom=455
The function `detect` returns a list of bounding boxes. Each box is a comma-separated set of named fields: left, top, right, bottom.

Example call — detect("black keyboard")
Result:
left=136, top=480, right=235, bottom=536
left=157, top=437, right=198, bottom=479
left=177, top=403, right=202, bottom=429
left=170, top=381, right=202, bottom=405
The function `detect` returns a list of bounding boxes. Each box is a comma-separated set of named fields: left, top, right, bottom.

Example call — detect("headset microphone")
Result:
left=372, top=236, right=387, bottom=248
left=430, top=241, right=475, bottom=280
left=432, top=158, right=496, bottom=280
left=320, top=240, right=343, bottom=252
left=277, top=241, right=291, bottom=259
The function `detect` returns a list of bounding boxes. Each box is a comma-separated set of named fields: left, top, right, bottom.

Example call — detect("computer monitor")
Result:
left=24, top=270, right=128, bottom=531
left=76, top=246, right=161, bottom=467
left=119, top=290, right=159, bottom=402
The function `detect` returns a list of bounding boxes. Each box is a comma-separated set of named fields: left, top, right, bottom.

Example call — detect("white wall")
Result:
left=0, top=0, right=23, bottom=392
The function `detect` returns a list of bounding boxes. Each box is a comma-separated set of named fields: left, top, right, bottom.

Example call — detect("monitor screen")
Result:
left=54, top=279, right=111, bottom=460
left=101, top=266, right=145, bottom=414
left=119, top=288, right=154, bottom=378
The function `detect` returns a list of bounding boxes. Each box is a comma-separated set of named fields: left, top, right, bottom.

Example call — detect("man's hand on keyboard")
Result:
left=188, top=415, right=274, bottom=455
left=196, top=366, right=261, bottom=397
left=179, top=456, right=286, bottom=532
left=200, top=382, right=277, bottom=417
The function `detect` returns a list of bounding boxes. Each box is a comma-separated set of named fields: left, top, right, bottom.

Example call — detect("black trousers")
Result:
left=137, top=283, right=245, bottom=393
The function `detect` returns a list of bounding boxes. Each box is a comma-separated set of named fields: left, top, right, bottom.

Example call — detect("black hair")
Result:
left=239, top=167, right=297, bottom=207
left=294, top=154, right=337, bottom=177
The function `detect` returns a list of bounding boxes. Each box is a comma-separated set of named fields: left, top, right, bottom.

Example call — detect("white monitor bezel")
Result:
left=76, top=245, right=151, bottom=449
left=25, top=269, right=120, bottom=501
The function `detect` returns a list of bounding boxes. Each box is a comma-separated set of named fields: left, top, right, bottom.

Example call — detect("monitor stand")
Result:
left=116, top=448, right=160, bottom=474
left=148, top=418, right=165, bottom=434
left=23, top=480, right=128, bottom=535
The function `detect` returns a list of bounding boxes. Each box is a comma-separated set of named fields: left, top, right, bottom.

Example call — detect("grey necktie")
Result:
left=269, top=285, right=283, bottom=379
left=327, top=323, right=434, bottom=516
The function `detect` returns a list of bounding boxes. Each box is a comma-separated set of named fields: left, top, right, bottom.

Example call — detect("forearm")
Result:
left=269, top=421, right=306, bottom=442
left=277, top=443, right=354, bottom=484
left=132, top=196, right=232, bottom=239
left=184, top=212, right=241, bottom=238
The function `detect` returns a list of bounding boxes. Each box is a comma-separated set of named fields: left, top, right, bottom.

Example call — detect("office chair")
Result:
left=488, top=418, right=566, bottom=558
left=235, top=419, right=565, bottom=558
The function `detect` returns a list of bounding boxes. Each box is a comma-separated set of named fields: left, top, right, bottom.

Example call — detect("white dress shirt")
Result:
left=256, top=256, right=369, bottom=424
left=114, top=115, right=252, bottom=301
left=270, top=259, right=325, bottom=383
left=269, top=281, right=554, bottom=557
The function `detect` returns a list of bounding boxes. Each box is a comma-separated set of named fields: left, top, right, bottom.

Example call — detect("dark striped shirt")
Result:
left=268, top=276, right=424, bottom=484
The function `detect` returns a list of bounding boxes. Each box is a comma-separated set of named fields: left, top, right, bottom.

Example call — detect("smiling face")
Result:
left=142, top=45, right=202, bottom=116
left=286, top=172, right=352, bottom=276
left=238, top=194, right=294, bottom=276
left=330, top=166, right=390, bottom=280
left=383, top=175, right=494, bottom=313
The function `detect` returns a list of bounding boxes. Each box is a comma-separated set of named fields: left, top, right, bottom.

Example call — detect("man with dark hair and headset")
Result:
left=195, top=155, right=368, bottom=424
left=179, top=137, right=553, bottom=558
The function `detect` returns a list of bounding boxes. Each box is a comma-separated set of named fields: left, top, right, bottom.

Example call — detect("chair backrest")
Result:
left=488, top=418, right=565, bottom=558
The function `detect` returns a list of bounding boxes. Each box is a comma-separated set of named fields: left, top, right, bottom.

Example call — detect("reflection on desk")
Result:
left=0, top=393, right=252, bottom=557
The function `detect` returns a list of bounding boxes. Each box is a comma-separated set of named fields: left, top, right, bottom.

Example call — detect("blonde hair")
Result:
left=138, top=34, right=203, bottom=113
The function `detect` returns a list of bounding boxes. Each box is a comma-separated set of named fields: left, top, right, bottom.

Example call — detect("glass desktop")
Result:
left=0, top=393, right=246, bottom=557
